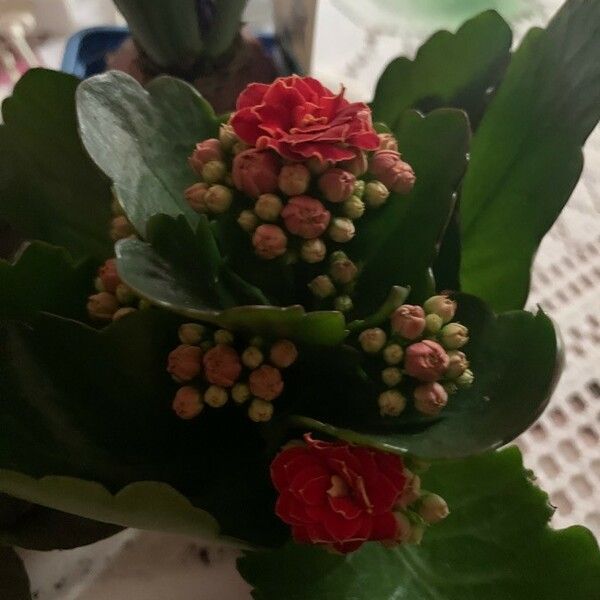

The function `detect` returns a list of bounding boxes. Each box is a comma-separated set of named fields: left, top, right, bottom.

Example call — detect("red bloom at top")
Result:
left=271, top=434, right=407, bottom=553
left=230, top=76, right=380, bottom=164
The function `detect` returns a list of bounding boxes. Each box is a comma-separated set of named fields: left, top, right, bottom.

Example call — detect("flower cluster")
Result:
left=271, top=434, right=448, bottom=553
left=168, top=323, right=298, bottom=422
left=356, top=294, right=473, bottom=417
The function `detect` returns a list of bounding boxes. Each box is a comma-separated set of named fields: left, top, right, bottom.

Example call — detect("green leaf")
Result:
left=204, top=0, right=248, bottom=57
left=352, top=109, right=470, bottom=311
left=0, top=546, right=30, bottom=599
left=238, top=448, right=600, bottom=600
left=290, top=297, right=561, bottom=459
left=76, top=71, right=218, bottom=236
left=0, top=311, right=286, bottom=546
left=0, top=241, right=94, bottom=321
left=460, top=0, right=600, bottom=311
left=371, top=10, right=512, bottom=129
left=0, top=69, right=112, bottom=261
left=347, top=286, right=410, bottom=333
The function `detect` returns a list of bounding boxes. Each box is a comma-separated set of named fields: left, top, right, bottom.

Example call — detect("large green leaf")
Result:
left=460, top=0, right=600, bottom=311
left=76, top=71, right=218, bottom=236
left=0, top=69, right=112, bottom=261
left=372, top=11, right=512, bottom=129
left=204, top=0, right=248, bottom=57
left=0, top=546, right=30, bottom=599
left=0, top=310, right=286, bottom=546
left=238, top=448, right=600, bottom=600
left=0, top=241, right=94, bottom=321
left=289, top=297, right=561, bottom=459
left=352, top=109, right=470, bottom=311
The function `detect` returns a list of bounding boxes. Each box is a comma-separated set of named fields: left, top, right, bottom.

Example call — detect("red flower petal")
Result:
left=322, top=510, right=364, bottom=543
left=328, top=495, right=363, bottom=520
left=270, top=448, right=313, bottom=492
left=370, top=512, right=398, bottom=541
left=367, top=473, right=400, bottom=514
left=236, top=82, right=269, bottom=109
left=332, top=540, right=365, bottom=554
left=289, top=465, right=330, bottom=501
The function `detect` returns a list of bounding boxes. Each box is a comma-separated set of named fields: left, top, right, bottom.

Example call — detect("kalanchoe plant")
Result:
left=0, top=0, right=599, bottom=597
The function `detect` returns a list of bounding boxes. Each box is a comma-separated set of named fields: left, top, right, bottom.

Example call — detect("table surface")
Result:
left=9, top=1, right=600, bottom=598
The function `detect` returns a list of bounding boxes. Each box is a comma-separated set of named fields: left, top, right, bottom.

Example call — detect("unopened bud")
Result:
left=443, top=381, right=459, bottom=395
left=255, top=193, right=283, bottom=222
left=219, top=123, right=238, bottom=151
left=248, top=398, right=274, bottom=422
left=110, top=215, right=134, bottom=241
left=393, top=511, right=412, bottom=544
left=87, top=292, right=119, bottom=321
left=318, top=168, right=355, bottom=203
left=214, top=329, right=234, bottom=345
left=178, top=323, right=206, bottom=345
left=201, top=160, right=226, bottom=183
left=418, top=493, right=449, bottom=524
left=423, top=295, right=457, bottom=323
left=383, top=344, right=404, bottom=365
left=300, top=238, right=327, bottom=263
left=408, top=522, right=425, bottom=545
left=94, top=276, right=105, bottom=292
left=242, top=346, right=264, bottom=369
left=329, top=256, right=358, bottom=284
left=270, top=340, right=298, bottom=368
left=204, top=385, right=228, bottom=408
left=396, top=472, right=421, bottom=508
left=328, top=217, right=355, bottom=243
left=364, top=181, right=390, bottom=208
left=456, top=368, right=474, bottom=387
left=414, top=382, right=448, bottom=416
left=232, top=140, right=249, bottom=155
left=308, top=275, right=336, bottom=298
left=445, top=350, right=468, bottom=379
left=353, top=180, right=365, bottom=198
left=172, top=386, right=204, bottom=419
left=237, top=209, right=259, bottom=232
left=115, top=283, right=136, bottom=305
left=382, top=367, right=402, bottom=387
left=231, top=382, right=251, bottom=404
left=112, top=307, right=137, bottom=321
left=205, top=184, right=233, bottom=213
left=440, top=322, right=469, bottom=349
left=306, top=156, right=329, bottom=175
left=425, top=313, right=443, bottom=334
left=378, top=133, right=398, bottom=151
left=358, top=327, right=387, bottom=353
left=342, top=196, right=365, bottom=220
left=278, top=164, right=311, bottom=196
left=184, top=182, right=209, bottom=212
left=378, top=389, right=406, bottom=416
left=334, top=295, right=353, bottom=312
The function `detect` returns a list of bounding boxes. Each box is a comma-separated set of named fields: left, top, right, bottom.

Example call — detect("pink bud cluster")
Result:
left=167, top=323, right=299, bottom=423
left=355, top=294, right=473, bottom=417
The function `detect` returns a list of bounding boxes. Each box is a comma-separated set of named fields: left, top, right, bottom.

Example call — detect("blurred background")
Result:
left=0, top=0, right=598, bottom=598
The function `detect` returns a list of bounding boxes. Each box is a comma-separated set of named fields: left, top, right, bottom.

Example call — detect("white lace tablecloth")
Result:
left=15, top=1, right=600, bottom=598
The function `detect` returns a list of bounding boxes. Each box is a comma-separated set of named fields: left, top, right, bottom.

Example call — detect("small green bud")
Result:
left=342, top=196, right=365, bottom=220
left=382, top=367, right=402, bottom=387
left=393, top=511, right=412, bottom=543
left=116, top=283, right=136, bottom=305
left=425, top=313, right=443, bottom=334
left=423, top=294, right=456, bottom=323
left=329, top=250, right=348, bottom=264
left=178, top=323, right=206, bottom=345
left=242, top=346, right=264, bottom=369
left=334, top=295, right=353, bottom=313
left=358, top=327, right=387, bottom=353
left=378, top=389, right=406, bottom=416
left=440, top=322, right=469, bottom=349
left=238, top=209, right=259, bottom=232
left=248, top=398, right=274, bottom=422
left=205, top=184, right=233, bottom=213
left=409, top=522, right=426, bottom=545
left=214, top=329, right=234, bottom=345
left=456, top=368, right=474, bottom=387
left=219, top=123, right=237, bottom=151
left=353, top=180, right=365, bottom=198
left=255, top=193, right=283, bottom=222
left=201, top=160, right=226, bottom=183
left=204, top=385, right=228, bottom=408
left=328, top=218, right=355, bottom=243
left=364, top=181, right=389, bottom=208
left=232, top=382, right=251, bottom=404
left=383, top=343, right=404, bottom=365
left=308, top=275, right=336, bottom=299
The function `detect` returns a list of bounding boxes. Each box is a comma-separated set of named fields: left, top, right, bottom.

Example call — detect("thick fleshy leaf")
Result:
left=0, top=546, right=30, bottom=599
left=289, top=297, right=561, bottom=459
left=460, top=0, right=600, bottom=311
left=372, top=10, right=512, bottom=129
left=0, top=242, right=95, bottom=321
left=76, top=71, right=218, bottom=236
left=351, top=109, right=470, bottom=311
left=0, top=69, right=112, bottom=261
left=0, top=311, right=285, bottom=546
left=238, top=448, right=600, bottom=600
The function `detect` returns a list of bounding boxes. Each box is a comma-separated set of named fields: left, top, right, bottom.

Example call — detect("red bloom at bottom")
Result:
left=270, top=434, right=407, bottom=553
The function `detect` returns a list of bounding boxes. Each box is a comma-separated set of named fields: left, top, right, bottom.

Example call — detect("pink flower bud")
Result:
left=172, top=386, right=204, bottom=419
left=445, top=350, right=469, bottom=379
left=204, top=184, right=233, bottom=213
left=423, top=294, right=457, bottom=323
left=167, top=344, right=203, bottom=382
left=414, top=382, right=448, bottom=415
left=391, top=304, right=426, bottom=339
left=188, top=139, right=223, bottom=176
left=329, top=256, right=358, bottom=284
left=232, top=149, right=280, bottom=198
left=252, top=224, right=287, bottom=259
left=281, top=196, right=331, bottom=239
left=418, top=493, right=449, bottom=524
left=369, top=150, right=415, bottom=195
left=318, top=168, right=356, bottom=203
left=249, top=364, right=284, bottom=401
left=278, top=164, right=311, bottom=196
left=98, top=258, right=121, bottom=294
left=203, top=344, right=242, bottom=387
left=110, top=215, right=134, bottom=241
left=269, top=340, right=298, bottom=368
left=339, top=151, right=368, bottom=176
left=378, top=133, right=398, bottom=151
left=328, top=217, right=355, bottom=243
left=87, top=292, right=119, bottom=321
left=405, top=340, right=449, bottom=382
left=185, top=183, right=210, bottom=212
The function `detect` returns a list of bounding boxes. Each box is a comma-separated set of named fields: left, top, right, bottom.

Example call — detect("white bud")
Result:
left=308, top=275, right=336, bottom=298
left=342, top=196, right=365, bottom=220
left=242, top=346, right=264, bottom=369
left=300, top=238, right=327, bottom=263
left=204, top=385, right=228, bottom=408
left=232, top=383, right=251, bottom=404
left=383, top=344, right=404, bottom=365
left=255, top=193, right=283, bottom=222
left=201, top=160, right=226, bottom=183
left=440, top=323, right=469, bottom=349
left=445, top=350, right=468, bottom=379
left=178, top=323, right=206, bottom=345
left=248, top=398, right=274, bottom=422
left=423, top=294, right=457, bottom=323
left=382, top=367, right=402, bottom=387
left=425, top=313, right=443, bottom=334
left=364, top=181, right=390, bottom=208
left=358, top=328, right=387, bottom=353
left=418, top=493, right=449, bottom=524
left=456, top=368, right=474, bottom=387
left=115, top=283, right=136, bottom=305
left=334, top=295, right=353, bottom=312
left=378, top=390, right=406, bottom=416
left=328, top=217, right=355, bottom=243
left=213, top=329, right=234, bottom=345
left=238, top=209, right=259, bottom=232
left=205, top=184, right=233, bottom=213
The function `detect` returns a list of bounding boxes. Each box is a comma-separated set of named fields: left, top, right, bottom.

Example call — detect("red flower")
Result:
left=230, top=75, right=379, bottom=164
left=271, top=434, right=407, bottom=553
